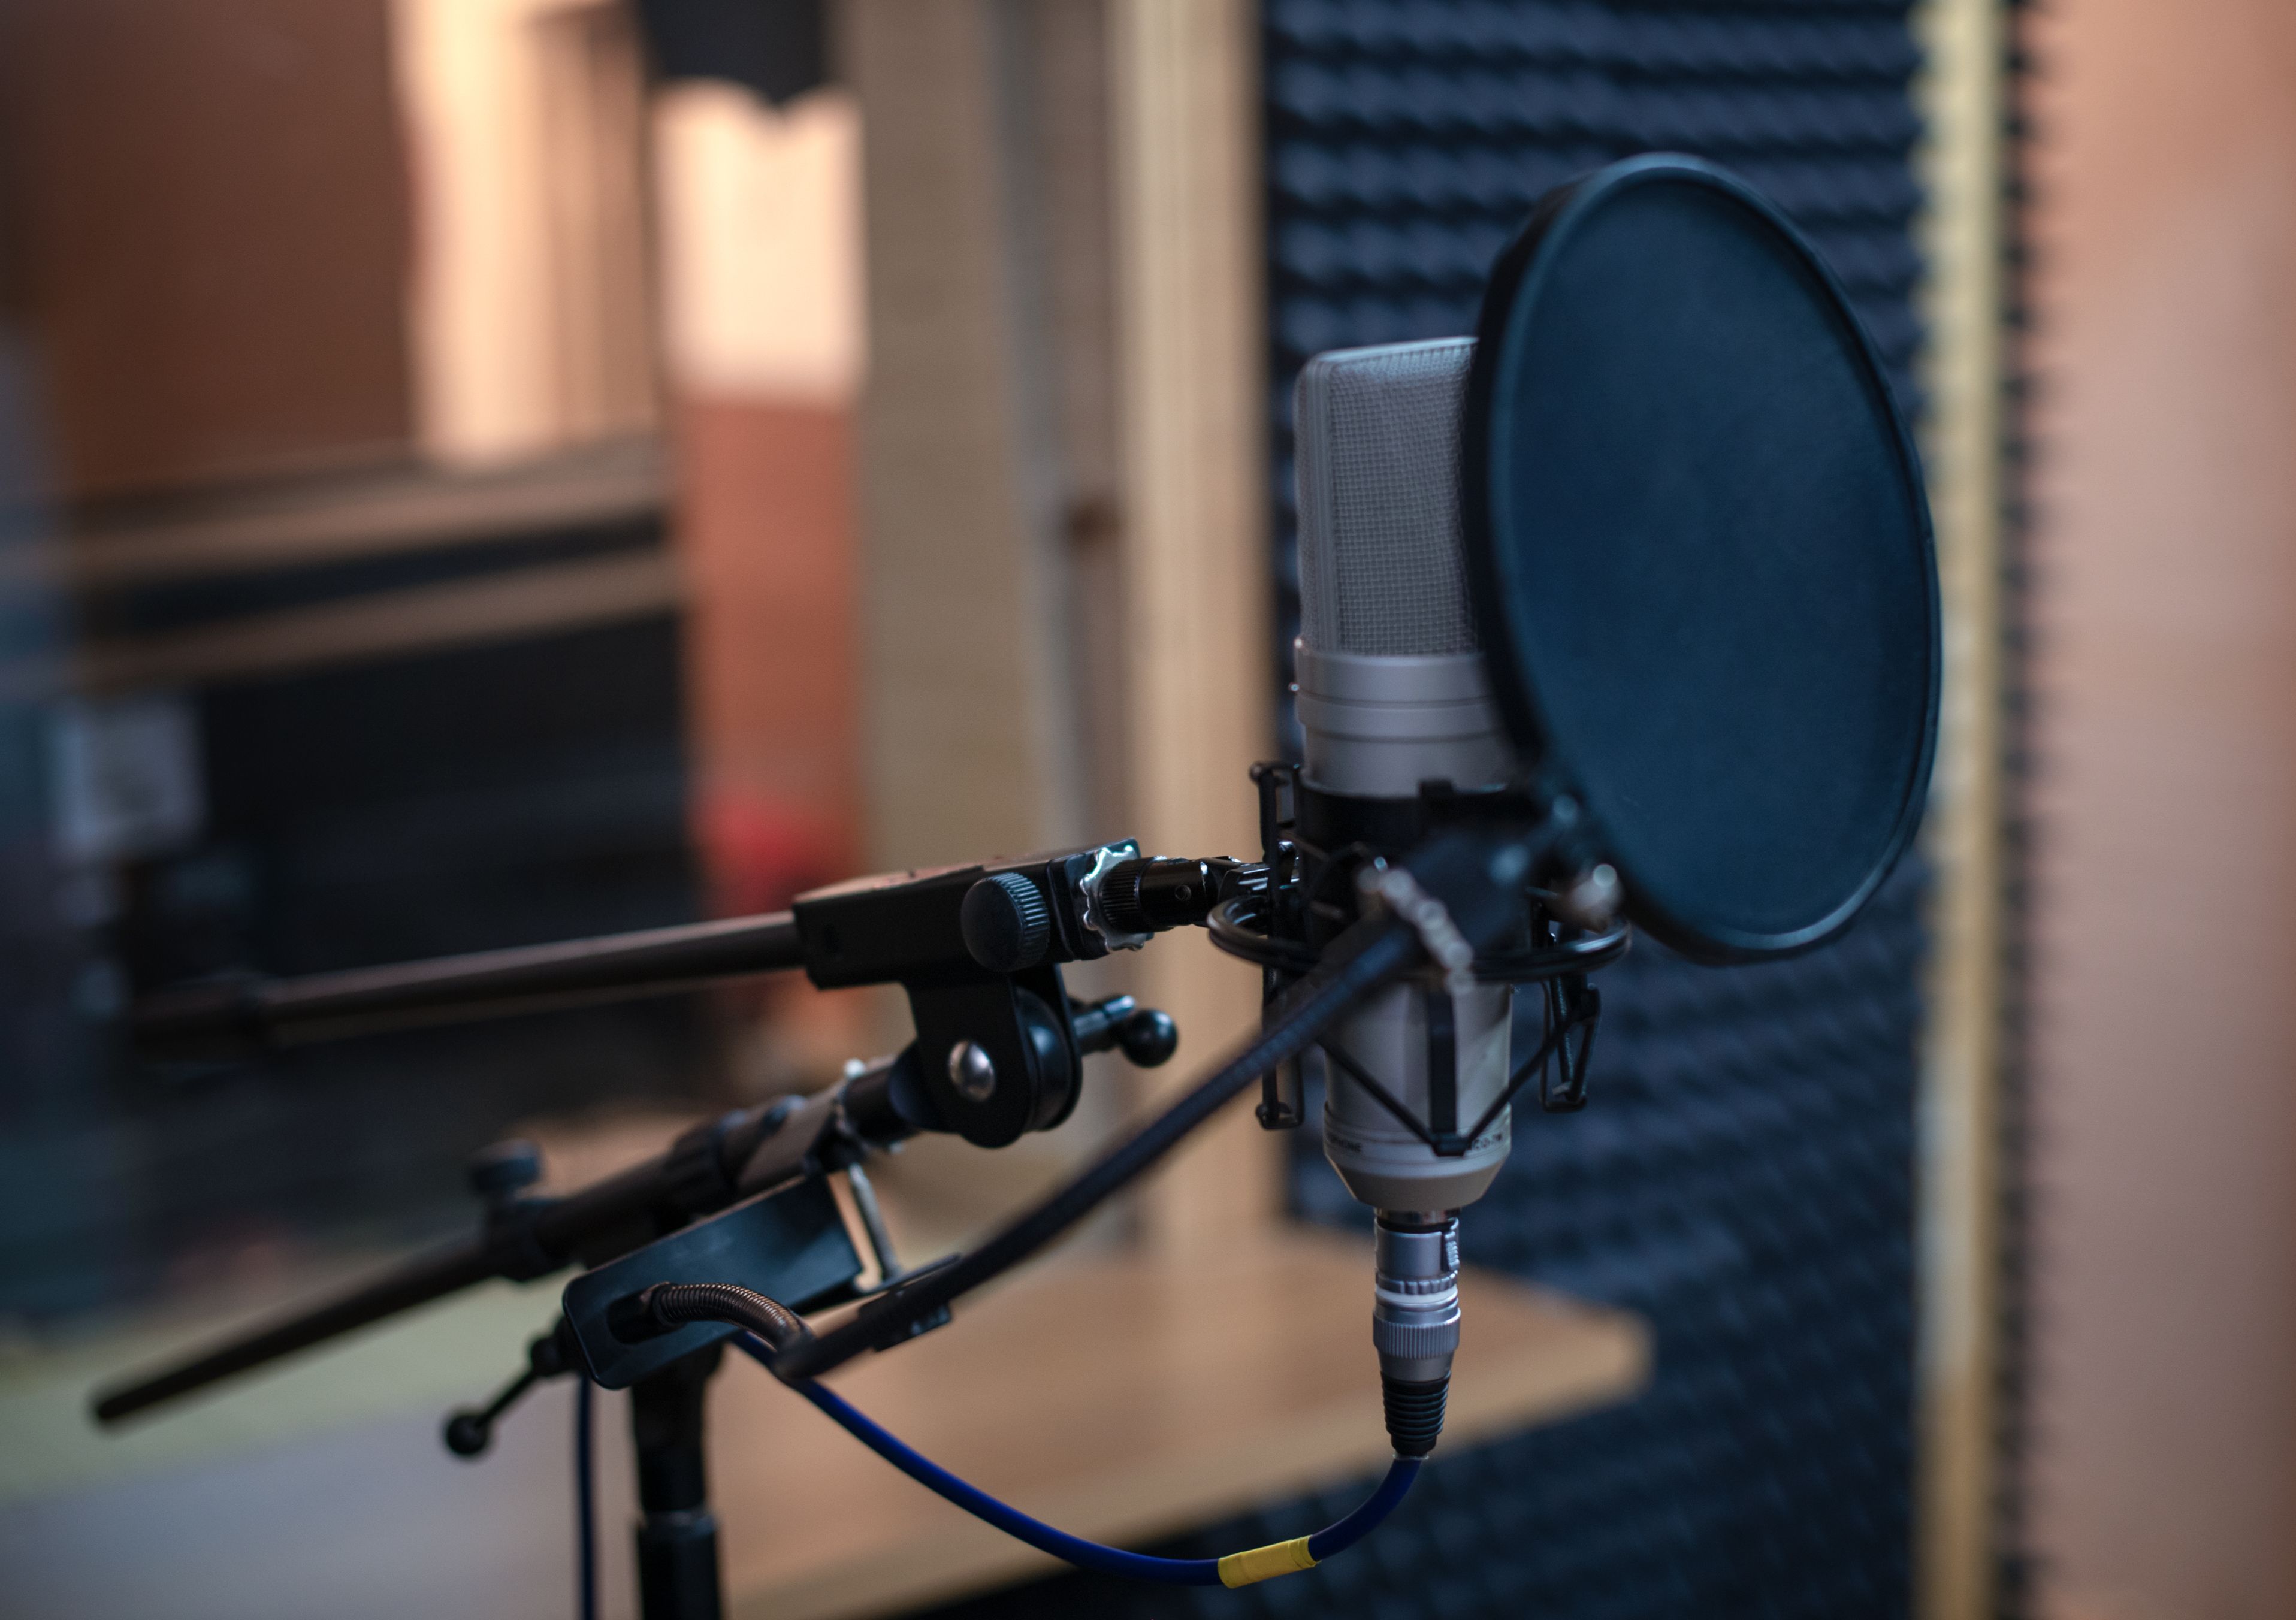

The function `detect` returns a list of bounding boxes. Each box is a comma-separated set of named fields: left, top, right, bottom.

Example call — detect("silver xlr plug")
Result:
left=1372, top=1212, right=1460, bottom=1457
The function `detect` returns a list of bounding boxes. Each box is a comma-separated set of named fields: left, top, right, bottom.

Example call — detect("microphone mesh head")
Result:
left=1295, top=337, right=1478, bottom=657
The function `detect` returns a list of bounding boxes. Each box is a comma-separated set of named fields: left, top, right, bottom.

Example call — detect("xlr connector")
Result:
left=1371, top=1213, right=1459, bottom=1457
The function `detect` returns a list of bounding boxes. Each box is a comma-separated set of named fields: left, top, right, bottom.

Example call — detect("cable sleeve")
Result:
left=732, top=1334, right=1420, bottom=1588
left=644, top=1283, right=809, bottom=1349
left=1218, top=1537, right=1317, bottom=1588
left=772, top=914, right=1422, bottom=1382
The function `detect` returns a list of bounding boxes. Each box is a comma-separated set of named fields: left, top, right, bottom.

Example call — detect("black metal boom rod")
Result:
left=92, top=978, right=1172, bottom=1426
left=128, top=843, right=1238, bottom=1063
left=90, top=1236, right=500, bottom=1425
left=134, top=910, right=807, bottom=1057
left=90, top=1154, right=703, bottom=1425
left=90, top=1054, right=879, bottom=1425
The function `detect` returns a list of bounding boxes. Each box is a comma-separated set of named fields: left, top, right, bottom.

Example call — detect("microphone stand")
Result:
left=105, top=838, right=1215, bottom=1620
left=96, top=994, right=1175, bottom=1620
left=99, top=817, right=1610, bottom=1620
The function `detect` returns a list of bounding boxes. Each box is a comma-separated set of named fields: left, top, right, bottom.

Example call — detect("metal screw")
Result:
left=947, top=1039, right=998, bottom=1103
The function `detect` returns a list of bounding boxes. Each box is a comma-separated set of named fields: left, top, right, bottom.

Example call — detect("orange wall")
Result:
left=673, top=395, right=860, bottom=918
left=0, top=0, right=412, bottom=498
left=2026, top=3, right=2296, bottom=1615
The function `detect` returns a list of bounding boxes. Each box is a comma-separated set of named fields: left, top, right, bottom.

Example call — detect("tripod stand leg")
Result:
left=630, top=1343, right=725, bottom=1620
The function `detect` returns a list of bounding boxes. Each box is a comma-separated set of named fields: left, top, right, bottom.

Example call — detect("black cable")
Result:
left=772, top=911, right=1423, bottom=1382
left=573, top=1374, right=596, bottom=1620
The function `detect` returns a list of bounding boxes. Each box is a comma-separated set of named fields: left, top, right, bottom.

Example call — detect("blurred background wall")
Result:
left=2025, top=2, right=2296, bottom=1617
left=0, top=0, right=715, bottom=1326
left=7, top=1, right=2296, bottom=1618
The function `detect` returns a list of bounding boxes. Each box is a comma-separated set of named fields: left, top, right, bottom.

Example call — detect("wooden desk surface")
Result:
left=711, top=1228, right=1649, bottom=1619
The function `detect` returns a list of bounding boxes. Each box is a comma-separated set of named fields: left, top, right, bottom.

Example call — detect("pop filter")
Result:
left=1463, top=155, right=1939, bottom=962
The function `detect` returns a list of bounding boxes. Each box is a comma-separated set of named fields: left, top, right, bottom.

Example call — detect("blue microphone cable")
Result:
left=565, top=1276, right=1424, bottom=1604
left=573, top=1371, right=597, bottom=1620
left=727, top=1331, right=1419, bottom=1588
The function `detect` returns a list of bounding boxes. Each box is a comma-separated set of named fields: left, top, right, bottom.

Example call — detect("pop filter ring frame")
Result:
left=1461, top=155, right=1941, bottom=963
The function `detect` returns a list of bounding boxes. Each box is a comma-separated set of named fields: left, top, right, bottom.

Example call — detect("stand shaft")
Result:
left=631, top=1346, right=724, bottom=1620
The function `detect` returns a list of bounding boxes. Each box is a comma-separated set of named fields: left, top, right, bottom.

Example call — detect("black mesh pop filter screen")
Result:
left=1464, top=156, right=1938, bottom=961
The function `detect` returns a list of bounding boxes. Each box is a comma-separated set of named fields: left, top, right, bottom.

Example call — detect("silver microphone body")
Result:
left=1293, top=337, right=1518, bottom=1216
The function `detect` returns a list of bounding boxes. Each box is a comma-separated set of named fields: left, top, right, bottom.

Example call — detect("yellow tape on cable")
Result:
left=1218, top=1536, right=1319, bottom=1587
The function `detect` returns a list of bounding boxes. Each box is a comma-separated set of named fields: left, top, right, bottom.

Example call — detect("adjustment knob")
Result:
left=467, top=1138, right=542, bottom=1205
left=1116, top=1007, right=1179, bottom=1068
left=961, top=873, right=1052, bottom=972
left=443, top=1411, right=492, bottom=1458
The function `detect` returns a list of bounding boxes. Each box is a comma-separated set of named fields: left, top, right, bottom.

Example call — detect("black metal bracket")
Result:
left=852, top=1255, right=961, bottom=1351
left=898, top=969, right=1078, bottom=1147
left=1535, top=975, right=1601, bottom=1113
left=793, top=850, right=1122, bottom=1147
left=563, top=1179, right=863, bottom=1389
left=1250, top=761, right=1309, bottom=1131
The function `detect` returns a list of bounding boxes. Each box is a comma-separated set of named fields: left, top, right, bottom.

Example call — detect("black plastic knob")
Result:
left=467, top=1138, right=542, bottom=1204
left=443, top=1410, right=492, bottom=1458
left=1116, top=1007, right=1179, bottom=1068
left=961, top=873, right=1053, bottom=972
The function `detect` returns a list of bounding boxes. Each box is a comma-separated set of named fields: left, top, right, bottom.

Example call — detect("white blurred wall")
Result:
left=392, top=0, right=658, bottom=461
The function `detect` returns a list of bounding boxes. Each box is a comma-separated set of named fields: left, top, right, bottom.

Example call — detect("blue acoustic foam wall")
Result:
left=916, top=4, right=1929, bottom=1615
left=1266, top=0, right=1925, bottom=732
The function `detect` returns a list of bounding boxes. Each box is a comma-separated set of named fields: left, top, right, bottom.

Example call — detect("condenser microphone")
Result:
left=1293, top=337, right=1522, bottom=1219
left=1285, top=152, right=1940, bottom=1455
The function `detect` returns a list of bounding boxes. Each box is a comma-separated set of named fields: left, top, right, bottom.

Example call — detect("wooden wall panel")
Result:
left=0, top=0, right=413, bottom=500
left=1108, top=0, right=1276, bottom=1252
left=845, top=0, right=1073, bottom=875
left=1910, top=2, right=2013, bottom=1615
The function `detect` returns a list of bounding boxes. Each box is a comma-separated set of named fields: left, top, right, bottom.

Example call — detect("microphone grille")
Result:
left=1294, top=338, right=1478, bottom=658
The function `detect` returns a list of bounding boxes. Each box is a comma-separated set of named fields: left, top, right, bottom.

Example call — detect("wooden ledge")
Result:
left=711, top=1228, right=1649, bottom=1619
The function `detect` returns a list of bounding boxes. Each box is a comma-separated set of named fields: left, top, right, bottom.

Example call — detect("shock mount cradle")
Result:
left=1213, top=763, right=1626, bottom=1150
